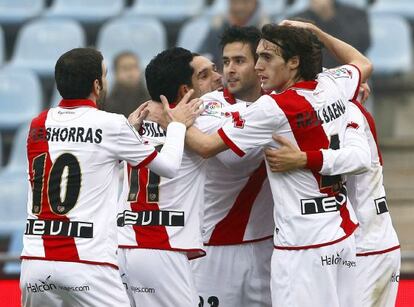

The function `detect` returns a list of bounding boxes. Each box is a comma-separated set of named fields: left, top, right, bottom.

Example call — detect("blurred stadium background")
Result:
left=0, top=0, right=413, bottom=306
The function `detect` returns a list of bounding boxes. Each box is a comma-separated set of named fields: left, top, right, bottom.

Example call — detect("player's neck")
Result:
left=235, top=82, right=262, bottom=103
left=86, top=93, right=98, bottom=106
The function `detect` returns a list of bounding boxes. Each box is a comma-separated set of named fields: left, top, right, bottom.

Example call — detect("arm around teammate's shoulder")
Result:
left=147, top=122, right=186, bottom=178
left=279, top=19, right=373, bottom=83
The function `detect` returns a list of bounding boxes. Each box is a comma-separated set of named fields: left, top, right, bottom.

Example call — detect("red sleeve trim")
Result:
left=348, top=64, right=362, bottom=102
left=306, top=150, right=323, bottom=171
left=217, top=128, right=245, bottom=157
left=136, top=150, right=158, bottom=168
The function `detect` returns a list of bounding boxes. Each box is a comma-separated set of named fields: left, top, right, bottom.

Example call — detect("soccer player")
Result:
left=265, top=98, right=401, bottom=307
left=20, top=47, right=201, bottom=307
left=183, top=20, right=373, bottom=307
left=191, top=26, right=273, bottom=307
left=116, top=47, right=224, bottom=307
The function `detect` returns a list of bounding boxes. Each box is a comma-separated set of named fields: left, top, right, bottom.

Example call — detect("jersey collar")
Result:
left=223, top=87, right=237, bottom=105
left=223, top=87, right=268, bottom=104
left=289, top=80, right=318, bottom=91
left=58, top=99, right=97, bottom=109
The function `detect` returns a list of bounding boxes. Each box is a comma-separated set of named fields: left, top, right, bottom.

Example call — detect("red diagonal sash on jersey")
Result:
left=27, top=110, right=80, bottom=261
left=128, top=165, right=172, bottom=249
left=272, top=89, right=357, bottom=236
left=208, top=161, right=267, bottom=245
left=351, top=99, right=383, bottom=165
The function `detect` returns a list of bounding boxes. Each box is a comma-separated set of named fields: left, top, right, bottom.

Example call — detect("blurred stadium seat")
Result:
left=44, top=0, right=125, bottom=23
left=284, top=0, right=309, bottom=17
left=2, top=228, right=24, bottom=274
left=9, top=18, right=86, bottom=78
left=206, top=0, right=286, bottom=17
left=367, top=13, right=413, bottom=76
left=370, top=0, right=414, bottom=20
left=50, top=85, right=62, bottom=108
left=0, top=0, right=44, bottom=25
left=126, top=0, right=205, bottom=23
left=0, top=68, right=42, bottom=130
left=337, top=0, right=367, bottom=8
left=177, top=16, right=211, bottom=52
left=0, top=123, right=29, bottom=176
left=0, top=123, right=29, bottom=236
left=262, top=0, right=287, bottom=16
left=96, top=17, right=166, bottom=74
left=0, top=133, right=2, bottom=166
left=0, top=26, right=4, bottom=66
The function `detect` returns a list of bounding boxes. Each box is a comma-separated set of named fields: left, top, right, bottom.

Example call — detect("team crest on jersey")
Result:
left=325, top=67, right=353, bottom=79
left=201, top=100, right=223, bottom=117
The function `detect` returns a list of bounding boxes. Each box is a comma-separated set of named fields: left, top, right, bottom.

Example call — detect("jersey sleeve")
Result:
left=147, top=122, right=186, bottom=178
left=194, top=99, right=228, bottom=134
left=320, top=64, right=361, bottom=101
left=218, top=95, right=282, bottom=157
left=307, top=103, right=371, bottom=175
left=113, top=119, right=158, bottom=167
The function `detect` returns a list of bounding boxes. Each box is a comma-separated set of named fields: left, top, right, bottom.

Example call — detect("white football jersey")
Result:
left=200, top=89, right=274, bottom=245
left=22, top=99, right=160, bottom=268
left=347, top=101, right=400, bottom=254
left=218, top=65, right=361, bottom=249
left=117, top=104, right=239, bottom=259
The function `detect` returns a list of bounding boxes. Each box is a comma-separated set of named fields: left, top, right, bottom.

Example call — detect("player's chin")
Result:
left=261, top=82, right=273, bottom=92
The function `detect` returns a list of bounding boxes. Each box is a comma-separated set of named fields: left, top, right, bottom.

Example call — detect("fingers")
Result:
left=188, top=98, right=203, bottom=111
left=279, top=19, right=291, bottom=26
left=137, top=101, right=149, bottom=111
left=176, top=89, right=195, bottom=106
left=160, top=95, right=170, bottom=111
left=138, top=109, right=150, bottom=121
left=272, top=135, right=296, bottom=149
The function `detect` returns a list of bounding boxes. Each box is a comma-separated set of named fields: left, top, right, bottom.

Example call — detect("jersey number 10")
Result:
left=31, top=153, right=81, bottom=215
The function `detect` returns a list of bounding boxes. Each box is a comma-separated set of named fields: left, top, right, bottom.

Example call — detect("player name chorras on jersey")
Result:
left=29, top=126, right=103, bottom=144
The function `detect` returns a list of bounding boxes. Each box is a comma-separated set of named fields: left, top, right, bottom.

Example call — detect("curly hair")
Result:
left=261, top=24, right=323, bottom=80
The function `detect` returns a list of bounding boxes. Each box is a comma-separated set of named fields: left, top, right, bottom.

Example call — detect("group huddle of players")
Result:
left=20, top=19, right=400, bottom=307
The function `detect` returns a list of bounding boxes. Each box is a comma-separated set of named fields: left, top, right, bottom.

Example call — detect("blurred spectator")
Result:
left=199, top=0, right=270, bottom=70
left=104, top=52, right=150, bottom=117
left=294, top=0, right=371, bottom=68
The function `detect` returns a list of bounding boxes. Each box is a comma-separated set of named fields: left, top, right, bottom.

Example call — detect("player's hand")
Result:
left=146, top=101, right=168, bottom=129
left=265, top=135, right=307, bottom=172
left=358, top=82, right=371, bottom=105
left=279, top=19, right=316, bottom=32
left=160, top=89, right=203, bottom=127
left=128, top=101, right=149, bottom=131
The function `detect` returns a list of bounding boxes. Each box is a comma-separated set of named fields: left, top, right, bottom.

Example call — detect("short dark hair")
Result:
left=113, top=51, right=138, bottom=71
left=55, top=47, right=103, bottom=99
left=220, top=26, right=261, bottom=61
left=145, top=47, right=195, bottom=103
left=261, top=24, right=323, bottom=80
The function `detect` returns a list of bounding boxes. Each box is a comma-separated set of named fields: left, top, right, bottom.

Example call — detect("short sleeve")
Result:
left=218, top=95, right=282, bottom=157
left=194, top=98, right=229, bottom=135
left=113, top=119, right=157, bottom=167
left=320, top=64, right=361, bottom=101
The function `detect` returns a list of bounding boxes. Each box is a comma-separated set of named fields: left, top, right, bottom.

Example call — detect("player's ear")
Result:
left=92, top=79, right=101, bottom=97
left=178, top=84, right=191, bottom=99
left=288, top=56, right=300, bottom=70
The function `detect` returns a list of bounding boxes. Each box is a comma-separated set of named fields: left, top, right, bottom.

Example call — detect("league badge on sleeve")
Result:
left=325, top=67, right=353, bottom=79
left=201, top=100, right=223, bottom=118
